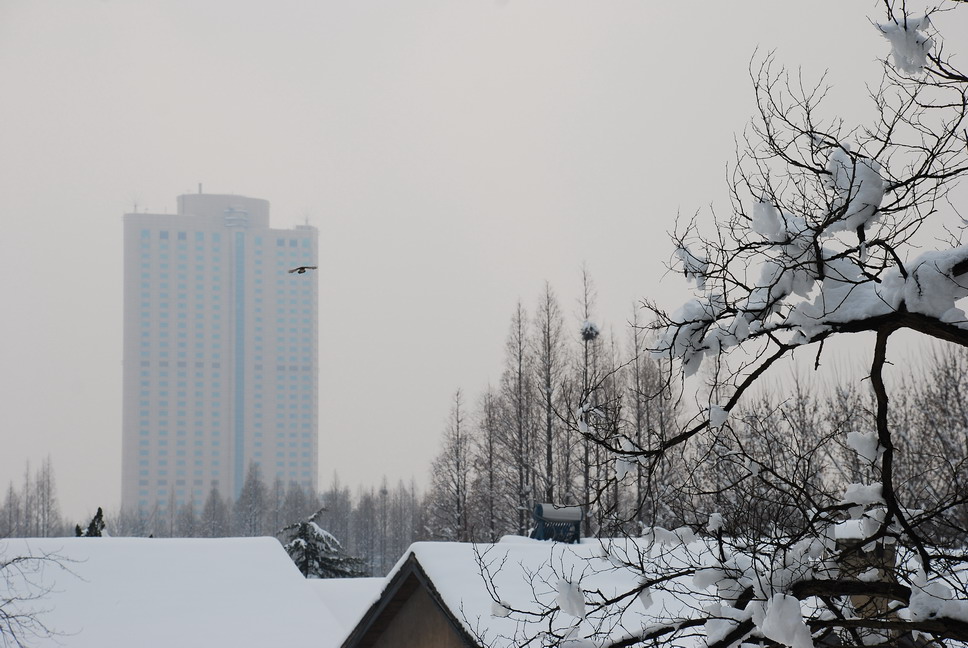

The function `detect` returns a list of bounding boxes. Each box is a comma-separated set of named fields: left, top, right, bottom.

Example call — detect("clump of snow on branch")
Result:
left=556, top=579, right=586, bottom=618
left=824, top=146, right=886, bottom=234
left=643, top=525, right=698, bottom=548
left=878, top=245, right=968, bottom=322
left=676, top=244, right=709, bottom=289
left=878, top=15, right=933, bottom=74
left=858, top=567, right=882, bottom=583
left=841, top=482, right=885, bottom=507
left=648, top=6, right=968, bottom=388
left=753, top=594, right=814, bottom=648
left=751, top=200, right=790, bottom=243
left=637, top=577, right=654, bottom=610
left=656, top=189, right=968, bottom=378
left=836, top=507, right=890, bottom=540
left=491, top=599, right=511, bottom=618
left=614, top=437, right=639, bottom=482
left=693, top=567, right=725, bottom=590
left=706, top=512, right=724, bottom=533
left=908, top=573, right=968, bottom=623
left=655, top=297, right=725, bottom=377
left=575, top=402, right=604, bottom=436
left=846, top=430, right=881, bottom=464
left=708, top=405, right=729, bottom=429
left=766, top=538, right=821, bottom=593
left=705, top=604, right=755, bottom=645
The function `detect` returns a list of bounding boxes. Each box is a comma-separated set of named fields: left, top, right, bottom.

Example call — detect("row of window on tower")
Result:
left=142, top=229, right=311, bottom=249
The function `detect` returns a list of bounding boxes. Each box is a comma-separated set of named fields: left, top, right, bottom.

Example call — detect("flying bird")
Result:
left=288, top=266, right=318, bottom=274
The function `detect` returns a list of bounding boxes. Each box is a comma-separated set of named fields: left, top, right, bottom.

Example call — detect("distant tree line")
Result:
left=0, top=462, right=424, bottom=578
left=423, top=272, right=680, bottom=543
left=8, top=274, right=965, bottom=580
left=313, top=474, right=427, bottom=576
left=422, top=275, right=968, bottom=549
left=0, top=457, right=427, bottom=577
left=102, top=462, right=322, bottom=541
left=1, top=457, right=65, bottom=538
left=109, top=465, right=426, bottom=576
left=682, top=348, right=968, bottom=546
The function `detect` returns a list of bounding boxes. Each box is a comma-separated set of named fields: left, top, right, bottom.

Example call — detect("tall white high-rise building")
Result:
left=122, top=193, right=318, bottom=514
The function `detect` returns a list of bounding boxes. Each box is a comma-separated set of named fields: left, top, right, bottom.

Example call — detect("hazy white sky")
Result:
left=1, top=1, right=965, bottom=521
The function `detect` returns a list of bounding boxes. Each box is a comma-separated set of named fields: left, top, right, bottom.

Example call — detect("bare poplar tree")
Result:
left=1, top=484, right=21, bottom=538
left=384, top=479, right=418, bottom=566
left=428, top=390, right=472, bottom=542
left=0, top=460, right=64, bottom=538
left=175, top=499, right=199, bottom=537
left=499, top=303, right=536, bottom=535
left=200, top=485, right=230, bottom=537
left=470, top=389, right=504, bottom=542
left=351, top=487, right=377, bottom=575
left=266, top=476, right=287, bottom=535
left=533, top=282, right=568, bottom=503
left=19, top=463, right=34, bottom=538
left=33, top=457, right=61, bottom=538
left=576, top=268, right=602, bottom=536
left=318, top=475, right=352, bottom=548
left=233, top=461, right=268, bottom=536
left=626, top=307, right=681, bottom=527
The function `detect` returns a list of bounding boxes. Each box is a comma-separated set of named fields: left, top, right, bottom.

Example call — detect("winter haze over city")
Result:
left=1, top=0, right=957, bottom=523
left=4, top=1, right=968, bottom=645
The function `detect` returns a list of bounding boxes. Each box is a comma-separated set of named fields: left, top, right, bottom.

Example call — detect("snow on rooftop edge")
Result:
left=380, top=535, right=706, bottom=648
left=0, top=537, right=357, bottom=648
left=309, top=576, right=385, bottom=638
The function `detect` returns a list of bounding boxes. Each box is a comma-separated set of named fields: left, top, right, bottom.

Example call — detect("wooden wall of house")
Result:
left=370, top=585, right=469, bottom=648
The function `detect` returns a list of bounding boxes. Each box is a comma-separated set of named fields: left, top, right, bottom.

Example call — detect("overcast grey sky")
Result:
left=2, top=1, right=965, bottom=521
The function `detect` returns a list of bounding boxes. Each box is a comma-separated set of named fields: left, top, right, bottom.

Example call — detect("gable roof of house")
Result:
left=342, top=535, right=703, bottom=648
left=0, top=536, right=361, bottom=648
left=341, top=551, right=483, bottom=648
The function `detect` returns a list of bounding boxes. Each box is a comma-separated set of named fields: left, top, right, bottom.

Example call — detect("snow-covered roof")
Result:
left=0, top=536, right=365, bottom=648
left=346, top=535, right=704, bottom=648
left=309, top=576, right=384, bottom=641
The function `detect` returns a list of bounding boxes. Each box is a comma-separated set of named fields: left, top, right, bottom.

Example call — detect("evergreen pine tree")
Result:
left=278, top=509, right=367, bottom=578
left=76, top=507, right=105, bottom=537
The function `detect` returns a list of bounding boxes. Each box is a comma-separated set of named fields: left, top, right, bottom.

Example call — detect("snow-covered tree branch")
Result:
left=627, top=4, right=968, bottom=646
left=484, top=4, right=968, bottom=648
left=0, top=548, right=71, bottom=648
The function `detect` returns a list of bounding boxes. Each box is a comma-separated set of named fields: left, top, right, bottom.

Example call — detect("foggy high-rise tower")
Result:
left=121, top=194, right=318, bottom=514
